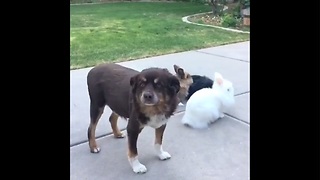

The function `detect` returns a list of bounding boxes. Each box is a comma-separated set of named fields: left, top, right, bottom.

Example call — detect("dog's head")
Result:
left=173, top=65, right=193, bottom=105
left=130, top=68, right=180, bottom=107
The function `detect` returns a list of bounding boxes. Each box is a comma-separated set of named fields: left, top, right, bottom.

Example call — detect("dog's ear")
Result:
left=173, top=65, right=185, bottom=79
left=169, top=76, right=180, bottom=94
left=130, top=75, right=138, bottom=87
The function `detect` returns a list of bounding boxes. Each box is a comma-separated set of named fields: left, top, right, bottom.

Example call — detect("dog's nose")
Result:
left=143, top=92, right=153, bottom=100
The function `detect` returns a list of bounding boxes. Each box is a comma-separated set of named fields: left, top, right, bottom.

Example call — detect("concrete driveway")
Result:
left=70, top=41, right=250, bottom=179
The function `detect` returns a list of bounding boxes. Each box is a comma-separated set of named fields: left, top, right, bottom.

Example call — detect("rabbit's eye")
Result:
left=227, top=88, right=230, bottom=91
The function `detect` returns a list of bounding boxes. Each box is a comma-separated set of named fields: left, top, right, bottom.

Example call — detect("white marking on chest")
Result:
left=146, top=114, right=168, bottom=129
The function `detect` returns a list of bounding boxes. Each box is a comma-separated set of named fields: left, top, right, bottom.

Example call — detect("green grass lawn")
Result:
left=70, top=2, right=250, bottom=69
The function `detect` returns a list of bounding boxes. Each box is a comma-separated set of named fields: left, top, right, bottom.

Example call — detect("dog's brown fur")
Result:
left=88, top=65, right=193, bottom=149
left=174, top=64, right=193, bottom=105
left=87, top=63, right=186, bottom=173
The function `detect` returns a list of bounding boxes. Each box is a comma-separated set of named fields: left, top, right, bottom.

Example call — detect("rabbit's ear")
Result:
left=214, top=72, right=224, bottom=86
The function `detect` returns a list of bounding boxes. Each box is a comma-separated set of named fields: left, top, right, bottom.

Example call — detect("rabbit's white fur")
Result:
left=181, top=72, right=235, bottom=129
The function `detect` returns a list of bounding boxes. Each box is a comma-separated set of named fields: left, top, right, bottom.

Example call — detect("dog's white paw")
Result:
left=158, top=151, right=171, bottom=160
left=90, top=147, right=100, bottom=153
left=129, top=156, right=147, bottom=174
left=114, top=133, right=126, bottom=138
left=132, top=163, right=147, bottom=174
left=154, top=144, right=171, bottom=160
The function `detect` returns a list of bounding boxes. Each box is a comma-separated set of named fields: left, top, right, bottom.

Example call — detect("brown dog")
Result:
left=87, top=63, right=192, bottom=173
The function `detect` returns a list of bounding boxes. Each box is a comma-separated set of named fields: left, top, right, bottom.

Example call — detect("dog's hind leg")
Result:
left=109, top=112, right=125, bottom=138
left=87, top=103, right=104, bottom=153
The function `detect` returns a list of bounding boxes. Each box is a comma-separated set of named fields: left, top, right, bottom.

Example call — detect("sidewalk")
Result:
left=70, top=41, right=250, bottom=179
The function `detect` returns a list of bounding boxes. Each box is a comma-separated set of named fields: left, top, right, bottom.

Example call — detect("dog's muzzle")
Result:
left=140, top=91, right=159, bottom=106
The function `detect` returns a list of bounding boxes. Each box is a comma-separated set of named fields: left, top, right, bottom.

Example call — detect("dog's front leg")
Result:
left=155, top=124, right=171, bottom=160
left=127, top=123, right=147, bottom=174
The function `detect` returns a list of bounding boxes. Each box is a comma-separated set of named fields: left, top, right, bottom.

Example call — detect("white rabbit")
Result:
left=181, top=72, right=235, bottom=129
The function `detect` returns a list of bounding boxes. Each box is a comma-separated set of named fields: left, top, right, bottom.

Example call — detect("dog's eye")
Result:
left=140, top=83, right=145, bottom=87
left=155, top=83, right=162, bottom=88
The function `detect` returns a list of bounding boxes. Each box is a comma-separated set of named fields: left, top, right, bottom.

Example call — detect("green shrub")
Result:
left=221, top=13, right=237, bottom=27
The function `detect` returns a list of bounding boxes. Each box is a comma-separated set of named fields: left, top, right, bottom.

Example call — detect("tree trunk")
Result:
left=211, top=0, right=218, bottom=15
